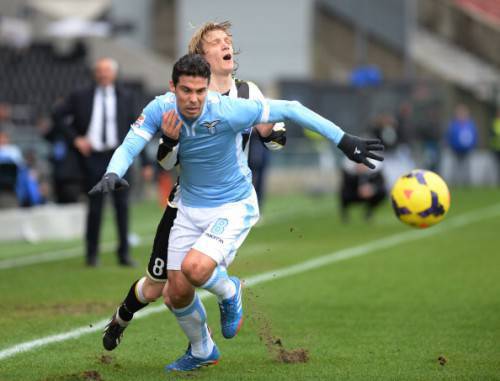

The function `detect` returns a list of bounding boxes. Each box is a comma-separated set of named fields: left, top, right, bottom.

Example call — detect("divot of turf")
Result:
left=246, top=288, right=310, bottom=364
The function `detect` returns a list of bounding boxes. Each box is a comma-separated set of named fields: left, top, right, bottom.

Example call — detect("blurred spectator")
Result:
left=248, top=130, right=270, bottom=207
left=413, top=84, right=442, bottom=172
left=0, top=124, right=23, bottom=208
left=370, top=113, right=415, bottom=189
left=40, top=110, right=83, bottom=203
left=446, top=103, right=478, bottom=186
left=396, top=101, right=416, bottom=146
left=339, top=159, right=386, bottom=222
left=490, top=107, right=500, bottom=184
left=370, top=113, right=398, bottom=152
left=0, top=126, right=44, bottom=208
left=20, top=149, right=48, bottom=207
left=53, top=57, right=144, bottom=267
left=350, top=65, right=382, bottom=88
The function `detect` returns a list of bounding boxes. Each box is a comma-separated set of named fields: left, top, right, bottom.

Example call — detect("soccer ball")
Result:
left=391, top=169, right=450, bottom=228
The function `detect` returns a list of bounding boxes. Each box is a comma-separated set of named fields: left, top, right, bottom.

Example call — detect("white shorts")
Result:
left=167, top=190, right=260, bottom=271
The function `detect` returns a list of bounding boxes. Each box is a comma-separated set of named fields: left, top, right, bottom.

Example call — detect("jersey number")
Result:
left=152, top=258, right=165, bottom=277
left=211, top=218, right=228, bottom=235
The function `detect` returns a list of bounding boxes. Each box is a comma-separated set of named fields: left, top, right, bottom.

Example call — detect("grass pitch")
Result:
left=0, top=188, right=499, bottom=380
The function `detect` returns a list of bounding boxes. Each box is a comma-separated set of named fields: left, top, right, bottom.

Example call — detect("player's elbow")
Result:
left=288, top=100, right=302, bottom=108
left=285, top=100, right=304, bottom=119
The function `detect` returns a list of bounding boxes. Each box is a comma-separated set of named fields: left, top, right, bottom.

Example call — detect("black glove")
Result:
left=157, top=135, right=179, bottom=161
left=259, top=126, right=287, bottom=150
left=88, top=173, right=129, bottom=195
left=338, top=133, right=384, bottom=169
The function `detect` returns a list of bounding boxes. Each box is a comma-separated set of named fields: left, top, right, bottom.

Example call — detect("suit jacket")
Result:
left=54, top=84, right=137, bottom=144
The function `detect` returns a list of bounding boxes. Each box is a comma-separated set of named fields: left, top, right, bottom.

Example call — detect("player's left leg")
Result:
left=182, top=250, right=243, bottom=339
left=182, top=189, right=260, bottom=339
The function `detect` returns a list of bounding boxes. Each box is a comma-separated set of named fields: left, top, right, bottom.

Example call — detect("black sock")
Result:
left=118, top=279, right=148, bottom=321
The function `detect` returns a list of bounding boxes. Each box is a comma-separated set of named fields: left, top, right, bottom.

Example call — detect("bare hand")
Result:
left=255, top=123, right=274, bottom=138
left=74, top=136, right=92, bottom=156
left=161, top=110, right=183, bottom=140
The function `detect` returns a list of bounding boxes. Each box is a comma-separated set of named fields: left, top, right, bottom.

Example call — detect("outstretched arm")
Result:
left=106, top=131, right=149, bottom=177
left=265, top=100, right=384, bottom=168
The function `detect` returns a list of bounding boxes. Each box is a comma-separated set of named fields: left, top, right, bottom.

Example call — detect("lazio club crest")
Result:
left=201, top=119, right=220, bottom=135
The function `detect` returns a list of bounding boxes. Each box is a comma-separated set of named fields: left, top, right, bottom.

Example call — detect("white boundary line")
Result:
left=0, top=236, right=154, bottom=270
left=1, top=203, right=499, bottom=361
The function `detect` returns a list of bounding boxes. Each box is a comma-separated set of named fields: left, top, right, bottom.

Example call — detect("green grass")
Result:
left=0, top=189, right=499, bottom=380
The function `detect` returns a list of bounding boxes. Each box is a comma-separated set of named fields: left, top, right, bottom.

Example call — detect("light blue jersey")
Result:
left=107, top=90, right=345, bottom=207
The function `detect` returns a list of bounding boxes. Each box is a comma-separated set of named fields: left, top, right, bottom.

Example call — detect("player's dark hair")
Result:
left=171, top=54, right=211, bottom=86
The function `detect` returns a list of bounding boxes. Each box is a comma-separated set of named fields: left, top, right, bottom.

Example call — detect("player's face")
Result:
left=170, top=75, right=209, bottom=119
left=201, top=29, right=234, bottom=76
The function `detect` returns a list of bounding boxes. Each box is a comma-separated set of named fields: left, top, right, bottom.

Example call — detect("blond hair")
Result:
left=188, top=21, right=233, bottom=55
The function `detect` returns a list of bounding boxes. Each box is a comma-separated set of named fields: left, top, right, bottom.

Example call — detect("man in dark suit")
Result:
left=55, top=57, right=140, bottom=267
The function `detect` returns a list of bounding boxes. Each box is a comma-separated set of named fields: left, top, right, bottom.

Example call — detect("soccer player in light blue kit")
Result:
left=90, top=54, right=384, bottom=372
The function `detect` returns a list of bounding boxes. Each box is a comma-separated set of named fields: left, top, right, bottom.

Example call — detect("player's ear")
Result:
left=169, top=80, right=175, bottom=92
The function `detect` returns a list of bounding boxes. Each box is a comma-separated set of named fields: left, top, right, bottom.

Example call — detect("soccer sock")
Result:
left=117, top=277, right=149, bottom=323
left=171, top=293, right=214, bottom=358
left=200, top=266, right=236, bottom=302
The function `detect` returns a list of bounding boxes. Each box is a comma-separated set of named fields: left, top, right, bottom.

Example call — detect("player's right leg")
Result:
left=164, top=270, right=219, bottom=372
left=102, top=205, right=177, bottom=351
left=164, top=205, right=219, bottom=372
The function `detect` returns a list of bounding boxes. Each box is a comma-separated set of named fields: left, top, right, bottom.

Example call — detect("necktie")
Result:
left=101, top=87, right=107, bottom=147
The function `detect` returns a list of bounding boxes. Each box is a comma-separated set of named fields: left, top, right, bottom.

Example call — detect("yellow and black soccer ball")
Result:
left=391, top=169, right=450, bottom=228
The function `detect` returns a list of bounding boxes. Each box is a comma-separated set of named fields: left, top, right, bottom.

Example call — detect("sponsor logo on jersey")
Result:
left=204, top=232, right=224, bottom=244
left=132, top=114, right=146, bottom=128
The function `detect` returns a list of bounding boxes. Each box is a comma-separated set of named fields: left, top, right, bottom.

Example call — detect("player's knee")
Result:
left=181, top=260, right=210, bottom=286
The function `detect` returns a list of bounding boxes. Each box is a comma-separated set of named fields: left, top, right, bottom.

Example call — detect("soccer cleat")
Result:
left=102, top=313, right=128, bottom=351
left=219, top=276, right=243, bottom=339
left=165, top=344, right=220, bottom=372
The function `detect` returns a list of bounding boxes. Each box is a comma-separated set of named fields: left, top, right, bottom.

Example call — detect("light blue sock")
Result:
left=200, top=266, right=236, bottom=302
left=171, top=293, right=214, bottom=358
